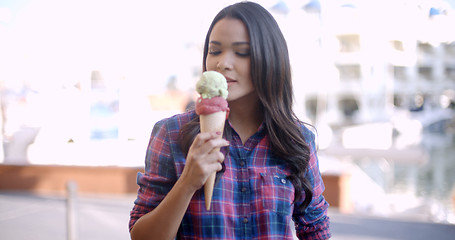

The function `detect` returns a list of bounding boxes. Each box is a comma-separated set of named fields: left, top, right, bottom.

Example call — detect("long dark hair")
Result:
left=180, top=1, right=313, bottom=210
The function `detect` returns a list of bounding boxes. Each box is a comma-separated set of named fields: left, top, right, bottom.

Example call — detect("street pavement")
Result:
left=1, top=191, right=454, bottom=240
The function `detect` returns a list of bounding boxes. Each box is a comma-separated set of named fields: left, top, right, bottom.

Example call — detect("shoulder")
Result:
left=153, top=111, right=197, bottom=133
left=146, top=111, right=196, bottom=158
left=297, top=122, right=316, bottom=142
left=295, top=121, right=319, bottom=155
left=150, top=111, right=197, bottom=142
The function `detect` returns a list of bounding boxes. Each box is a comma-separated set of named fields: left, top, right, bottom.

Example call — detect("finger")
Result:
left=208, top=138, right=229, bottom=149
left=215, top=162, right=223, bottom=172
left=192, top=132, right=222, bottom=148
left=187, top=141, right=227, bottom=170
left=204, top=151, right=225, bottom=165
left=216, top=151, right=225, bottom=163
left=206, top=161, right=223, bottom=173
left=189, top=133, right=215, bottom=154
left=205, top=140, right=229, bottom=157
left=200, top=131, right=223, bottom=141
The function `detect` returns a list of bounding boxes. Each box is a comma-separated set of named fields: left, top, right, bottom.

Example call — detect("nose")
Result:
left=217, top=53, right=234, bottom=71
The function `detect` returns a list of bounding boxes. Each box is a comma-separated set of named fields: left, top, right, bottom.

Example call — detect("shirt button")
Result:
left=243, top=217, right=249, bottom=223
left=239, top=161, right=245, bottom=167
left=241, top=187, right=247, bottom=192
left=281, top=179, right=287, bottom=184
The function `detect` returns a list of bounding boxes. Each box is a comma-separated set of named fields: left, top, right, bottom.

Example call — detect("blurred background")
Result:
left=0, top=0, right=454, bottom=239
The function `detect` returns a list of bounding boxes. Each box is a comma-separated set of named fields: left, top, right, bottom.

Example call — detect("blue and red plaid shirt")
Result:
left=130, top=111, right=331, bottom=239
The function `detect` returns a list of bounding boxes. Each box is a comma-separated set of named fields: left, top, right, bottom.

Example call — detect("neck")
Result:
left=228, top=94, right=263, bottom=144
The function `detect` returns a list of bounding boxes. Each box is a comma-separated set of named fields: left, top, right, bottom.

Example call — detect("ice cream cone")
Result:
left=200, top=110, right=226, bottom=210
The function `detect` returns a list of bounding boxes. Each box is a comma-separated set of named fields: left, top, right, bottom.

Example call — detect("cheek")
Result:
left=205, top=56, right=217, bottom=71
left=239, top=60, right=251, bottom=79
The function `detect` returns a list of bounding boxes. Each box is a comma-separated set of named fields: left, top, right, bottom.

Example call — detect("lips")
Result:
left=225, top=76, right=236, bottom=87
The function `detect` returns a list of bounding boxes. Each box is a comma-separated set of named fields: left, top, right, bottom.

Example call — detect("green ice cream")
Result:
left=196, top=71, right=228, bottom=99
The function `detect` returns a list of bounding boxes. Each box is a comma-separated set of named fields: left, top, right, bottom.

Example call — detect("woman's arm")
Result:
left=294, top=127, right=331, bottom=239
left=130, top=175, right=196, bottom=240
left=130, top=132, right=229, bottom=240
left=293, top=154, right=331, bottom=239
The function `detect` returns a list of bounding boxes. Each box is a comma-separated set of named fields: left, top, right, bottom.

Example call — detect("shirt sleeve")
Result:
left=293, top=126, right=331, bottom=240
left=129, top=119, right=178, bottom=231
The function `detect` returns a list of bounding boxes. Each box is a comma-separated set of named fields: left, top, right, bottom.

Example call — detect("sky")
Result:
left=0, top=0, right=249, bottom=92
left=0, top=0, right=453, bottom=93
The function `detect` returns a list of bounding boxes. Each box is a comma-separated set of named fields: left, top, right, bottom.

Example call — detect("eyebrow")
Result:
left=209, top=41, right=250, bottom=46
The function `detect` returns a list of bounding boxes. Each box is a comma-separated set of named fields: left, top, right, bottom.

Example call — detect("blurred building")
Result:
left=283, top=0, right=455, bottom=221
left=295, top=0, right=455, bottom=127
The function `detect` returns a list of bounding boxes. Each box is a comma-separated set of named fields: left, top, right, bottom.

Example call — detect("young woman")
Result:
left=129, top=2, right=331, bottom=239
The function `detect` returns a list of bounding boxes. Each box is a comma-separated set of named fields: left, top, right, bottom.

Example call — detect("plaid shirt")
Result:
left=130, top=111, right=331, bottom=239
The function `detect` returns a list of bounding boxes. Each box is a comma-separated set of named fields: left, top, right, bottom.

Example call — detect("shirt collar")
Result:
left=226, top=119, right=267, bottom=150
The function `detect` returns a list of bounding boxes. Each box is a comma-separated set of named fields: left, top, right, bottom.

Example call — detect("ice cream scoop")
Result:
left=196, top=97, right=229, bottom=116
left=196, top=71, right=228, bottom=99
left=195, top=71, right=229, bottom=210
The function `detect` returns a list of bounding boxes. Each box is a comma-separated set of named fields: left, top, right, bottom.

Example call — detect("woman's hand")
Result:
left=131, top=132, right=228, bottom=240
left=181, top=131, right=229, bottom=192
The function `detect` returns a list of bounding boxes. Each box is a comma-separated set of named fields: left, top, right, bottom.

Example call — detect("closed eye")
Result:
left=233, top=43, right=250, bottom=57
left=236, top=51, right=250, bottom=57
left=209, top=50, right=221, bottom=55
left=208, top=41, right=221, bottom=56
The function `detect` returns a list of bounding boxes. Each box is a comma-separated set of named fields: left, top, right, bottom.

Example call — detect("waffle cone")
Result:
left=199, top=111, right=226, bottom=210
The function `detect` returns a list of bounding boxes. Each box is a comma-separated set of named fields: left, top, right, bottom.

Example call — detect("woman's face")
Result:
left=205, top=18, right=254, bottom=102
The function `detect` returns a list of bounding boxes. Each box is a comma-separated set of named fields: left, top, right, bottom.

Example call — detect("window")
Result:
left=305, top=97, right=318, bottom=120
left=390, top=40, right=404, bottom=51
left=337, top=64, right=361, bottom=81
left=418, top=66, right=433, bottom=81
left=444, top=42, right=455, bottom=56
left=393, top=94, right=404, bottom=108
left=445, top=66, right=455, bottom=81
left=418, top=42, right=433, bottom=55
left=338, top=97, right=359, bottom=118
left=336, top=34, right=360, bottom=53
left=393, top=66, right=407, bottom=81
